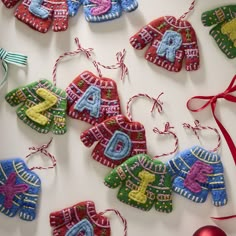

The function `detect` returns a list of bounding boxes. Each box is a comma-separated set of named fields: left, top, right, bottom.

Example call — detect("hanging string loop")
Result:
left=183, top=120, right=221, bottom=153
left=25, top=138, right=56, bottom=171
left=126, top=93, right=164, bottom=121
left=153, top=122, right=179, bottom=158
left=179, top=0, right=196, bottom=20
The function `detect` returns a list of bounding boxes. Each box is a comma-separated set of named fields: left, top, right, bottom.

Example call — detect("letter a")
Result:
left=104, top=131, right=132, bottom=160
left=74, top=86, right=101, bottom=118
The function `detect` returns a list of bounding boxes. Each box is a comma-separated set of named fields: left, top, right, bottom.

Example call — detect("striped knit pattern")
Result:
left=201, top=5, right=236, bottom=59
left=0, top=158, right=41, bottom=221
left=66, top=71, right=121, bottom=126
left=15, top=0, right=68, bottom=33
left=50, top=201, right=111, bottom=236
left=5, top=79, right=67, bottom=134
left=104, top=154, right=173, bottom=212
left=130, top=16, right=200, bottom=72
left=67, top=0, right=138, bottom=22
left=80, top=115, right=147, bottom=168
left=166, top=146, right=227, bottom=206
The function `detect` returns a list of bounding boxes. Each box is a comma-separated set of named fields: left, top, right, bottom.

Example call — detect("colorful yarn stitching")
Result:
left=5, top=79, right=67, bottom=134
left=130, top=16, right=200, bottom=72
left=201, top=5, right=236, bottom=59
left=104, top=154, right=173, bottom=212
left=0, top=158, right=41, bottom=221
left=67, top=0, right=138, bottom=22
left=166, top=146, right=227, bottom=206
left=80, top=114, right=147, bottom=168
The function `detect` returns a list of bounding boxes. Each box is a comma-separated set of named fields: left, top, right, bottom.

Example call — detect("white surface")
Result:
left=1, top=0, right=236, bottom=235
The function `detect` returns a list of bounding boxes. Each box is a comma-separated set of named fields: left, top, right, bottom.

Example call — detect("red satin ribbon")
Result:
left=211, top=215, right=236, bottom=220
left=187, top=75, right=236, bottom=165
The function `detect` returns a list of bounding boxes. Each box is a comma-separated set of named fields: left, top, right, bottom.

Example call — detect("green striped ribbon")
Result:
left=0, top=48, right=28, bottom=88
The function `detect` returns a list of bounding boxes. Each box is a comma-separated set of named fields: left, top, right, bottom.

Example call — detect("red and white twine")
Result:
left=126, top=93, right=164, bottom=121
left=183, top=120, right=221, bottom=153
left=97, top=49, right=128, bottom=81
left=179, top=0, right=196, bottom=20
left=25, top=138, right=56, bottom=171
left=100, top=209, right=127, bottom=236
left=153, top=122, right=179, bottom=158
left=52, top=37, right=102, bottom=86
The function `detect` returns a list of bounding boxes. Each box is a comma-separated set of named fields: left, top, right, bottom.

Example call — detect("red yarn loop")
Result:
left=126, top=93, right=164, bottom=121
left=25, top=138, right=56, bottom=171
left=153, top=122, right=179, bottom=158
left=99, top=209, right=127, bottom=236
left=183, top=120, right=221, bottom=153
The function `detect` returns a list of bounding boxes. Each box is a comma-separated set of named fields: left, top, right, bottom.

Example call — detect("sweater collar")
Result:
left=164, top=16, right=191, bottom=29
left=190, top=146, right=221, bottom=163
left=116, top=115, right=145, bottom=131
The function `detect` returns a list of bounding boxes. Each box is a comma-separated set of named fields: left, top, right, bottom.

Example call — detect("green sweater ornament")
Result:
left=202, top=5, right=236, bottom=58
left=5, top=79, right=67, bottom=134
left=104, top=154, right=172, bottom=213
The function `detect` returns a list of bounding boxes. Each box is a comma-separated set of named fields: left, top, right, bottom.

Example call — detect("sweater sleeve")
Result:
left=67, top=0, right=83, bottom=16
left=209, top=167, right=227, bottom=207
left=120, top=0, right=138, bottom=12
left=5, top=81, right=38, bottom=107
left=1, top=0, right=21, bottom=8
left=80, top=120, right=106, bottom=147
left=104, top=165, right=126, bottom=188
left=201, top=5, right=236, bottom=27
left=19, top=185, right=41, bottom=221
left=129, top=18, right=164, bottom=50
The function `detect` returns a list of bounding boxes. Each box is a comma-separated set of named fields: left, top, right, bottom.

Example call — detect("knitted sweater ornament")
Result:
left=130, top=16, right=200, bottom=72
left=201, top=5, right=236, bottom=59
left=80, top=114, right=147, bottom=168
left=0, top=158, right=41, bottom=221
left=166, top=146, right=227, bottom=206
left=5, top=79, right=67, bottom=134
left=104, top=154, right=172, bottom=212
left=50, top=201, right=111, bottom=236
left=66, top=71, right=121, bottom=125
left=14, top=0, right=69, bottom=33
left=67, top=0, right=138, bottom=22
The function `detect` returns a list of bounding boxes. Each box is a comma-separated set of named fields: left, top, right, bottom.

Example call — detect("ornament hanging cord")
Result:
left=126, top=93, right=164, bottom=121
left=183, top=120, right=221, bottom=153
left=25, top=138, right=56, bottom=170
left=153, top=122, right=179, bottom=158
left=179, top=0, right=196, bottom=20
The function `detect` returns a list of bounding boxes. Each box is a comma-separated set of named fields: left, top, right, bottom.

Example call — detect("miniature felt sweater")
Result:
left=130, top=16, right=200, bottom=72
left=201, top=5, right=236, bottom=59
left=66, top=71, right=121, bottom=126
left=67, top=0, right=138, bottom=22
left=166, top=146, right=227, bottom=206
left=15, top=0, right=68, bottom=33
left=50, top=201, right=111, bottom=236
left=80, top=115, right=147, bottom=168
left=0, top=158, right=41, bottom=221
left=5, top=79, right=67, bottom=134
left=104, top=154, right=172, bottom=212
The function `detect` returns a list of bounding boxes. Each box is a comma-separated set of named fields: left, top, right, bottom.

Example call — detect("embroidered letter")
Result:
left=90, top=0, right=111, bottom=16
left=104, top=131, right=131, bottom=160
left=74, top=86, right=101, bottom=118
left=156, top=30, right=182, bottom=62
left=29, top=0, right=49, bottom=19
left=184, top=161, right=213, bottom=193
left=65, top=219, right=94, bottom=236
left=221, top=18, right=236, bottom=46
left=129, top=170, right=155, bottom=204
left=26, top=88, right=58, bottom=125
